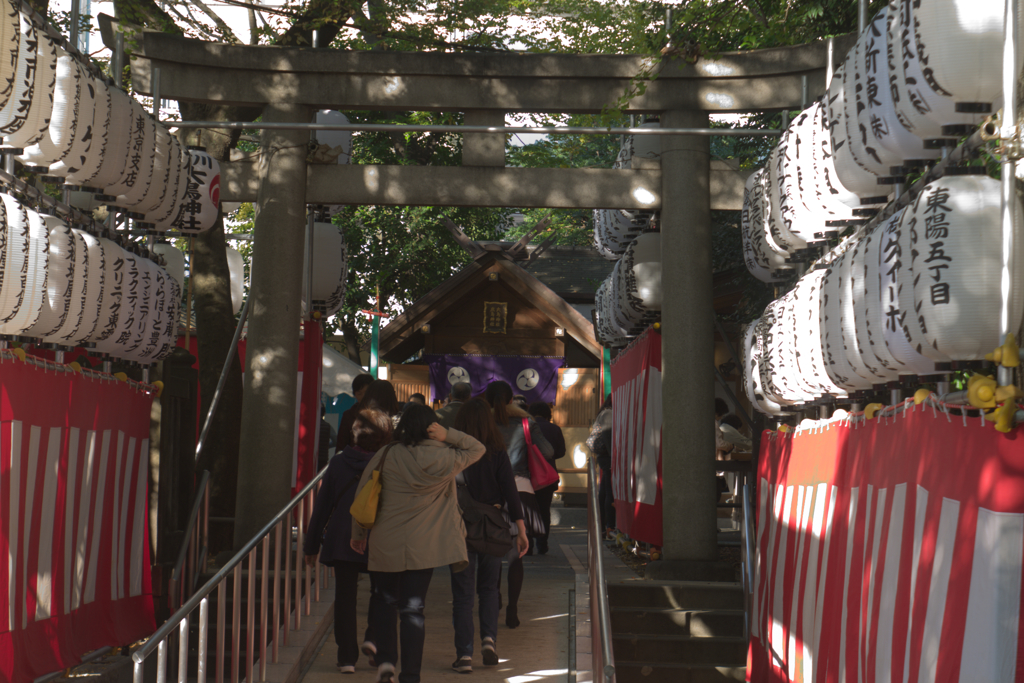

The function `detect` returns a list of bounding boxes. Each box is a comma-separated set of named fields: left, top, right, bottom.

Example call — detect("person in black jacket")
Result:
left=527, top=402, right=566, bottom=555
left=587, top=394, right=614, bottom=539
left=449, top=399, right=528, bottom=673
left=305, top=408, right=393, bottom=673
left=335, top=374, right=375, bottom=452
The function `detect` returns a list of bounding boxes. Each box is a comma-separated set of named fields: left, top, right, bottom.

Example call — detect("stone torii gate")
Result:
left=129, top=31, right=847, bottom=578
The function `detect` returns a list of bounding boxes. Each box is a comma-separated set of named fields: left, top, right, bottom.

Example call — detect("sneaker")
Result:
left=376, top=663, right=395, bottom=683
left=337, top=664, right=355, bottom=674
left=481, top=638, right=498, bottom=666
left=362, top=641, right=377, bottom=667
left=452, top=655, right=473, bottom=673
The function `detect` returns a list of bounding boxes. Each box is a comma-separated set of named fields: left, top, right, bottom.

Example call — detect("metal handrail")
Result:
left=169, top=470, right=211, bottom=610
left=587, top=456, right=616, bottom=683
left=132, top=467, right=330, bottom=683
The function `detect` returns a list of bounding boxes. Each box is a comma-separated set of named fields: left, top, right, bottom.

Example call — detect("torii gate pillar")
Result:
left=234, top=103, right=311, bottom=547
left=647, top=109, right=722, bottom=579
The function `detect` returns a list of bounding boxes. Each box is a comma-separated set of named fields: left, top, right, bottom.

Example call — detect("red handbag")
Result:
left=523, top=418, right=559, bottom=490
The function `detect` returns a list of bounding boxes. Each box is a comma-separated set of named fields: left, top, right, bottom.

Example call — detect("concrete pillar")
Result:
left=233, top=103, right=310, bottom=547
left=463, top=110, right=505, bottom=166
left=648, top=109, right=722, bottom=580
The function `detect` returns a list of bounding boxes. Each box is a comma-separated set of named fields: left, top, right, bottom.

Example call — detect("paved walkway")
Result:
left=301, top=521, right=638, bottom=683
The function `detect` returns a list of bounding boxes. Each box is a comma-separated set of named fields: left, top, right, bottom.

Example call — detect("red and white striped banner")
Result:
left=0, top=357, right=156, bottom=682
left=749, top=406, right=1024, bottom=682
left=610, top=327, right=662, bottom=546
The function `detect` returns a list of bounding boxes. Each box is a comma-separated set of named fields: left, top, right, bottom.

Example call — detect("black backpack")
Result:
left=456, top=485, right=514, bottom=558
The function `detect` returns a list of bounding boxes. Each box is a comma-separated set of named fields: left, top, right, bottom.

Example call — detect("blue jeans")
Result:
left=450, top=551, right=501, bottom=657
left=371, top=568, right=434, bottom=683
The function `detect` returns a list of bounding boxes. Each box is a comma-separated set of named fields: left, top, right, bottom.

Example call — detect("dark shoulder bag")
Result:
left=456, top=485, right=514, bottom=558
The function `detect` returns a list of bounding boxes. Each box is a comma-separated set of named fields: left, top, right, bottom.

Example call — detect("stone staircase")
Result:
left=607, top=580, right=747, bottom=682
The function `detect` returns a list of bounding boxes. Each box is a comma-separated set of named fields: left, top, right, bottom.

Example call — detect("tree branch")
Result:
left=189, top=0, right=242, bottom=43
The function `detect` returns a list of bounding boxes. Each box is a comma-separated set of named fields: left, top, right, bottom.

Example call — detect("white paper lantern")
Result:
left=22, top=214, right=73, bottom=338
left=905, top=176, right=1024, bottom=361
left=838, top=239, right=888, bottom=382
left=888, top=0, right=983, bottom=140
left=314, top=110, right=352, bottom=164
left=847, top=228, right=897, bottom=382
left=792, top=269, right=847, bottom=396
left=844, top=34, right=900, bottom=176
left=120, top=252, right=154, bottom=359
left=64, top=229, right=106, bottom=345
left=0, top=13, right=37, bottom=138
left=877, top=205, right=935, bottom=374
left=863, top=8, right=938, bottom=164
left=147, top=138, right=187, bottom=228
left=819, top=252, right=873, bottom=391
left=110, top=101, right=157, bottom=208
left=909, top=0, right=1015, bottom=133
left=18, top=47, right=77, bottom=167
left=91, top=247, right=138, bottom=357
left=765, top=144, right=807, bottom=254
left=86, top=87, right=133, bottom=190
left=305, top=220, right=347, bottom=316
left=152, top=241, right=185, bottom=290
left=136, top=125, right=172, bottom=215
left=137, top=265, right=172, bottom=362
left=828, top=63, right=888, bottom=198
left=152, top=274, right=181, bottom=361
left=860, top=210, right=907, bottom=375
left=776, top=123, right=823, bottom=243
left=54, top=67, right=103, bottom=183
left=745, top=321, right=785, bottom=416
left=741, top=169, right=790, bottom=281
left=0, top=198, right=47, bottom=334
left=3, top=30, right=55, bottom=150
left=623, top=231, right=661, bottom=312
left=170, top=149, right=220, bottom=233
left=807, top=97, right=863, bottom=213
left=42, top=227, right=88, bottom=345
left=631, top=121, right=661, bottom=164
left=754, top=308, right=792, bottom=406
left=769, top=292, right=818, bottom=402
left=85, top=237, right=128, bottom=343
left=226, top=244, right=244, bottom=316
left=0, top=0, right=20, bottom=113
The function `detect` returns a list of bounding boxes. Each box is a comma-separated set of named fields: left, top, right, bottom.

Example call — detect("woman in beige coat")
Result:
left=351, top=403, right=485, bottom=683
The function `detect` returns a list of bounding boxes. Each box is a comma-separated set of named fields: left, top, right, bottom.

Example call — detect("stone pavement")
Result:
left=300, top=523, right=638, bottom=683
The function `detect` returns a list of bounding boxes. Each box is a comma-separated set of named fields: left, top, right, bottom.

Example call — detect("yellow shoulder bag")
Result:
left=350, top=443, right=397, bottom=529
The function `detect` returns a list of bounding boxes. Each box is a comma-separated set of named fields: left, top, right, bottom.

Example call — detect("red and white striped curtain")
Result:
left=0, top=355, right=157, bottom=682
left=750, top=409, right=1024, bottom=682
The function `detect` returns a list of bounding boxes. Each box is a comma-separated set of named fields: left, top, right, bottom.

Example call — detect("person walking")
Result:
left=336, top=373, right=375, bottom=450
left=435, top=381, right=472, bottom=429
left=482, top=381, right=553, bottom=628
left=304, top=408, right=393, bottom=673
left=587, top=394, right=614, bottom=540
left=449, top=399, right=529, bottom=673
left=527, top=402, right=566, bottom=555
left=351, top=404, right=486, bottom=683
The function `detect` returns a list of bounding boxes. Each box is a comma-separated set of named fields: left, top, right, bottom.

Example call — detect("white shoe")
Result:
left=376, top=663, right=395, bottom=683
left=337, top=664, right=355, bottom=674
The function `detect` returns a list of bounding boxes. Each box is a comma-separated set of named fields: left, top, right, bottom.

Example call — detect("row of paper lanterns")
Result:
left=741, top=175, right=1024, bottom=415
left=592, top=124, right=658, bottom=261
left=741, top=0, right=1019, bottom=282
left=0, top=192, right=182, bottom=363
left=593, top=232, right=662, bottom=348
left=0, top=5, right=221, bottom=232
left=592, top=124, right=663, bottom=347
